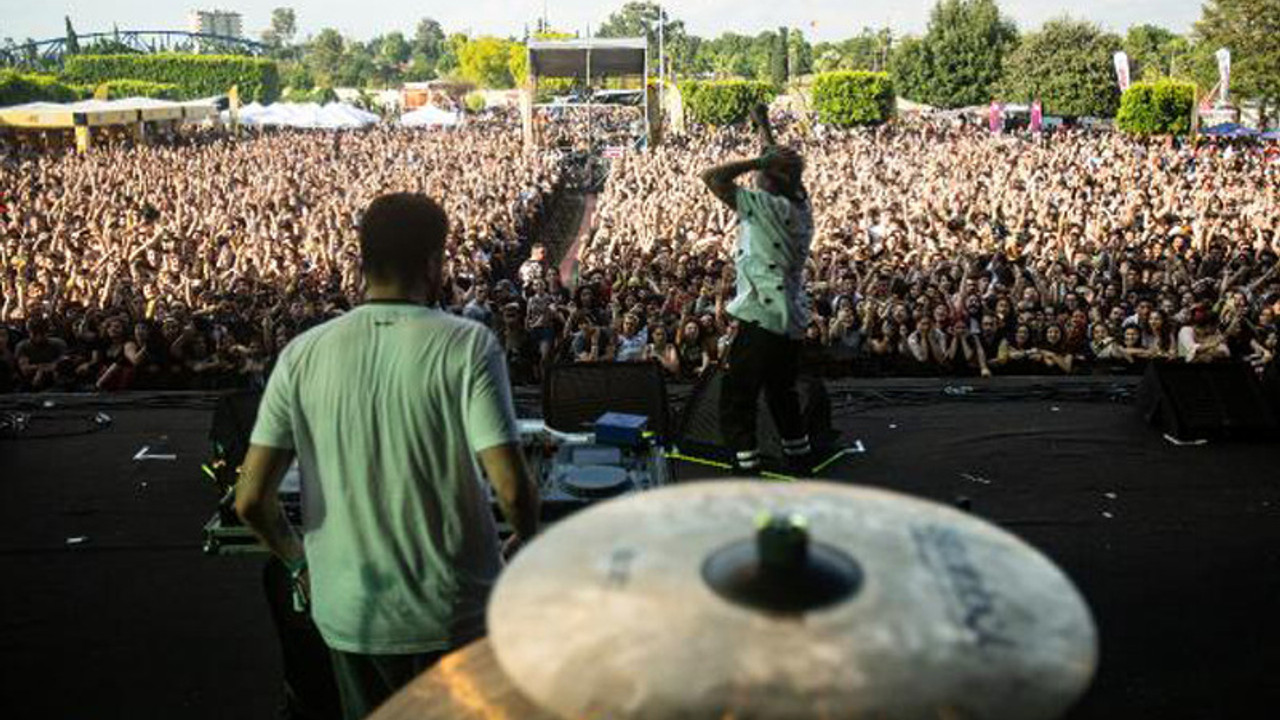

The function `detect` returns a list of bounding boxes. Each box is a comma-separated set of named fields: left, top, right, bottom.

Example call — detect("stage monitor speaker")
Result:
left=210, top=390, right=263, bottom=469
left=674, top=369, right=836, bottom=463
left=1137, top=362, right=1278, bottom=441
left=542, top=361, right=670, bottom=437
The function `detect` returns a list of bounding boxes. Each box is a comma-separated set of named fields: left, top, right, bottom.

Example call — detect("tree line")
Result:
left=254, top=0, right=1274, bottom=118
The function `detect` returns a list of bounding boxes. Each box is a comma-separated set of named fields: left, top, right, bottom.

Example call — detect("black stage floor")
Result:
left=1, top=378, right=1277, bottom=719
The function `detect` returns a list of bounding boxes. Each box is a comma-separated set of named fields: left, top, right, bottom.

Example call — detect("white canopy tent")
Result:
left=224, top=102, right=379, bottom=129
left=399, top=105, right=462, bottom=128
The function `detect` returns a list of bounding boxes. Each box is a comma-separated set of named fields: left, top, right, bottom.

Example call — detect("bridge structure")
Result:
left=1, top=31, right=270, bottom=70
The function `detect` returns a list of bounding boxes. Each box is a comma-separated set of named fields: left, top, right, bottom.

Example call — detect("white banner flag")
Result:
left=1215, top=48, right=1231, bottom=105
left=1113, top=51, right=1131, bottom=92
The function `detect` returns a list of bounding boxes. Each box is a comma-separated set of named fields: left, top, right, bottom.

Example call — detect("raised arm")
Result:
left=699, top=157, right=764, bottom=211
left=749, top=103, right=778, bottom=149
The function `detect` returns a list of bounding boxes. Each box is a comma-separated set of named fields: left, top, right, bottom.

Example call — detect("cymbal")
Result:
left=489, top=480, right=1097, bottom=720
left=367, top=639, right=556, bottom=720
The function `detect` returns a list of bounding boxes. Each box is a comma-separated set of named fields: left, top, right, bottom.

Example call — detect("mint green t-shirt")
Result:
left=728, top=187, right=813, bottom=338
left=249, top=302, right=519, bottom=654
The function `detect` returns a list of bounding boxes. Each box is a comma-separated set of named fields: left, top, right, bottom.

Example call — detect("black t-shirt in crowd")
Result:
left=15, top=337, right=67, bottom=367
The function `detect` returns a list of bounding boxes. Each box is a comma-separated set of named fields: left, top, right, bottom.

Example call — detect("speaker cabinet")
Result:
left=542, top=361, right=671, bottom=436
left=1138, top=362, right=1278, bottom=441
left=674, top=369, right=835, bottom=462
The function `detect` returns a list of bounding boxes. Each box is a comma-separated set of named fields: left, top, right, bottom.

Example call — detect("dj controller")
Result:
left=498, top=419, right=672, bottom=527
left=203, top=418, right=671, bottom=554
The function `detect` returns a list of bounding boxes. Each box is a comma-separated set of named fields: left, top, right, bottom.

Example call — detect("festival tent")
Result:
left=226, top=102, right=379, bottom=129
left=1, top=97, right=220, bottom=150
left=399, top=104, right=462, bottom=128
left=234, top=102, right=266, bottom=123
left=2, top=97, right=218, bottom=125
left=1261, top=130, right=1280, bottom=141
left=315, top=103, right=379, bottom=128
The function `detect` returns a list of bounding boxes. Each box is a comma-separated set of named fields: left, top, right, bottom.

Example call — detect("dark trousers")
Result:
left=720, top=321, right=805, bottom=454
left=262, top=558, right=341, bottom=720
left=329, top=649, right=446, bottom=720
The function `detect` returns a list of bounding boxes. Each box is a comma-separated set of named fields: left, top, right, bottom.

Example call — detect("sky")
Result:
left=2, top=0, right=1204, bottom=45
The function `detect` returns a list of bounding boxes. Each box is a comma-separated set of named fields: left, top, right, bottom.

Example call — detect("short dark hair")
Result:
left=359, top=193, right=449, bottom=286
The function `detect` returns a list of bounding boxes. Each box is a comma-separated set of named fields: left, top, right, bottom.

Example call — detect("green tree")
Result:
left=1170, top=39, right=1219, bottom=89
left=335, top=40, right=377, bottom=87
left=64, top=16, right=80, bottom=55
left=1195, top=0, right=1280, bottom=118
left=816, top=29, right=892, bottom=73
left=261, top=8, right=297, bottom=54
left=436, top=33, right=469, bottom=77
left=770, top=27, right=789, bottom=86
left=698, top=33, right=756, bottom=78
left=404, top=54, right=436, bottom=81
left=891, top=0, right=1018, bottom=108
left=1124, top=24, right=1181, bottom=80
left=413, top=18, right=445, bottom=62
left=889, top=36, right=930, bottom=100
left=83, top=27, right=140, bottom=56
left=280, top=61, right=314, bottom=90
left=509, top=43, right=529, bottom=85
left=998, top=17, right=1123, bottom=117
left=787, top=28, right=814, bottom=77
left=307, top=28, right=346, bottom=86
left=458, top=36, right=518, bottom=88
left=379, top=32, right=411, bottom=66
left=598, top=1, right=692, bottom=78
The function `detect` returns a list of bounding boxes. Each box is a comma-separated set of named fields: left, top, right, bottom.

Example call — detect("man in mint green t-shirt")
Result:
left=236, top=192, right=540, bottom=719
left=700, top=103, right=814, bottom=475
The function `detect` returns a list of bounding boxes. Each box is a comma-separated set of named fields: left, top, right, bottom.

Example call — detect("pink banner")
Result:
left=1031, top=99, right=1043, bottom=133
left=1113, top=51, right=1131, bottom=92
left=989, top=101, right=1003, bottom=134
left=1215, top=48, right=1231, bottom=105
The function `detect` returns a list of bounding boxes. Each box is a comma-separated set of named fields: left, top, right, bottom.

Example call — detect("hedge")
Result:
left=98, top=80, right=180, bottom=100
left=680, top=80, right=777, bottom=126
left=812, top=71, right=895, bottom=127
left=1116, top=79, right=1195, bottom=136
left=0, top=70, right=86, bottom=105
left=62, top=54, right=280, bottom=103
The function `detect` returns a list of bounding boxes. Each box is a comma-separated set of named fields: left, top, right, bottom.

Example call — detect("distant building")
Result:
left=188, top=10, right=242, bottom=38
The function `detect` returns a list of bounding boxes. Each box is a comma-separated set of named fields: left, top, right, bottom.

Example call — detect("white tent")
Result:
left=399, top=105, right=462, bottom=128
left=226, top=102, right=378, bottom=129
left=317, top=102, right=379, bottom=128
left=235, top=102, right=266, bottom=123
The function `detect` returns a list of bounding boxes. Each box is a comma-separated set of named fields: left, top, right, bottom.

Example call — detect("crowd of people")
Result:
left=2, top=113, right=1278, bottom=393
left=572, top=121, right=1279, bottom=381
left=0, top=121, right=562, bottom=392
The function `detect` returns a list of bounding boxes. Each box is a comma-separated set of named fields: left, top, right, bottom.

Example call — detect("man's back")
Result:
left=251, top=302, right=517, bottom=654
